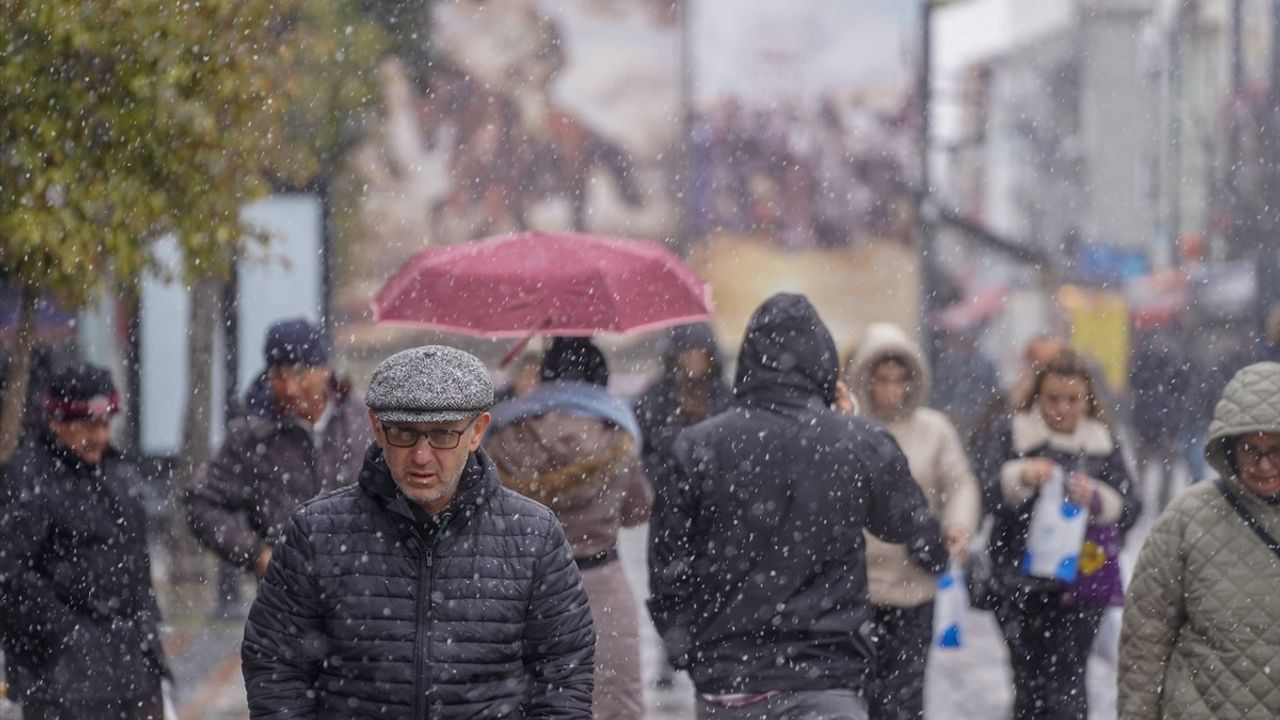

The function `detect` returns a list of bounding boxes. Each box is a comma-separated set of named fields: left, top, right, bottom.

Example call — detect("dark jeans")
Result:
left=868, top=601, right=933, bottom=720
left=996, top=591, right=1104, bottom=720
left=20, top=674, right=164, bottom=720
left=697, top=689, right=868, bottom=720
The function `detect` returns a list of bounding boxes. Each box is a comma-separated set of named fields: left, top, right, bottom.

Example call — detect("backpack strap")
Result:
left=1215, top=479, right=1280, bottom=562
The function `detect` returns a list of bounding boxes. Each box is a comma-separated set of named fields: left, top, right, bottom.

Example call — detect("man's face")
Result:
left=49, top=418, right=112, bottom=465
left=269, top=365, right=332, bottom=424
left=1235, top=432, right=1280, bottom=499
left=368, top=410, right=491, bottom=515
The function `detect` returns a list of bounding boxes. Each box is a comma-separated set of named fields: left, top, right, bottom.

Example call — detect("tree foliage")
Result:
left=0, top=0, right=387, bottom=459
left=0, top=0, right=386, bottom=295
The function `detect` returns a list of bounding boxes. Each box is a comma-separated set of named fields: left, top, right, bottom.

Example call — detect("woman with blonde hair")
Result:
left=975, top=347, right=1140, bottom=720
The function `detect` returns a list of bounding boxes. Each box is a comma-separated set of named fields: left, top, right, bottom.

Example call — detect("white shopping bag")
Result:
left=1021, top=467, right=1088, bottom=582
left=934, top=558, right=968, bottom=649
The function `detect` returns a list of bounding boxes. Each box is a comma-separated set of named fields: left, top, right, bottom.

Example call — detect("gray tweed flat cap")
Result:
left=366, top=346, right=495, bottom=423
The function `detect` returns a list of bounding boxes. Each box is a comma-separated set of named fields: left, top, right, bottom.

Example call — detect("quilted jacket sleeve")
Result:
left=1117, top=505, right=1186, bottom=720
left=241, top=511, right=326, bottom=719
left=523, top=517, right=595, bottom=719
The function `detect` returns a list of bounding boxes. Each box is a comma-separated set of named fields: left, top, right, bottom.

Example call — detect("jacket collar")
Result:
left=358, top=444, right=499, bottom=530
left=1012, top=410, right=1114, bottom=456
left=40, top=428, right=116, bottom=475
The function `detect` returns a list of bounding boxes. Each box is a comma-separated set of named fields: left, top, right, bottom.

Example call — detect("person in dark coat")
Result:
left=634, top=323, right=733, bottom=688
left=974, top=347, right=1140, bottom=720
left=635, top=323, right=733, bottom=500
left=0, top=364, right=169, bottom=720
left=647, top=293, right=946, bottom=720
left=186, top=318, right=371, bottom=579
left=241, top=345, right=595, bottom=719
left=1129, top=327, right=1200, bottom=506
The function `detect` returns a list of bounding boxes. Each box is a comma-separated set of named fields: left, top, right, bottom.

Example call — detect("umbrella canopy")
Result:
left=372, top=232, right=711, bottom=337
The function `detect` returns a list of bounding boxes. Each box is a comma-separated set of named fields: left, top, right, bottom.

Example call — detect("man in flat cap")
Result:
left=242, top=345, right=595, bottom=719
left=0, top=364, right=170, bottom=719
left=187, top=318, right=372, bottom=585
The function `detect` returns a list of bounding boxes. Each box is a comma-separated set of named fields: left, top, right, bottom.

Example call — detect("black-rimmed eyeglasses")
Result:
left=1238, top=442, right=1280, bottom=467
left=380, top=420, right=474, bottom=450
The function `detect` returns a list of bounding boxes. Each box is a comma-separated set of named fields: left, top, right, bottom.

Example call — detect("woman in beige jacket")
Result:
left=843, top=322, right=981, bottom=720
left=1118, top=361, right=1280, bottom=719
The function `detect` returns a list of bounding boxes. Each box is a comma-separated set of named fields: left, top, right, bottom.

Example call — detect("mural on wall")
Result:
left=688, top=0, right=922, bottom=249
left=335, top=0, right=681, bottom=360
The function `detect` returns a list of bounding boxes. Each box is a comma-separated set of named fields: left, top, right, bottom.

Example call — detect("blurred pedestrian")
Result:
left=242, top=345, right=595, bottom=717
left=930, top=326, right=1002, bottom=449
left=0, top=364, right=169, bottom=719
left=975, top=347, right=1140, bottom=720
left=648, top=294, right=947, bottom=720
left=486, top=337, right=652, bottom=720
left=635, top=324, right=733, bottom=477
left=494, top=348, right=543, bottom=403
left=1118, top=361, right=1280, bottom=720
left=186, top=318, right=371, bottom=581
left=635, top=324, right=733, bottom=688
left=843, top=323, right=981, bottom=720
left=1129, top=328, right=1199, bottom=507
left=1257, top=306, right=1280, bottom=364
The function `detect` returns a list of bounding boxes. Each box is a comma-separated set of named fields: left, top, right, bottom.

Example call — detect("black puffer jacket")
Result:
left=647, top=293, right=946, bottom=695
left=0, top=433, right=168, bottom=703
left=241, top=445, right=595, bottom=719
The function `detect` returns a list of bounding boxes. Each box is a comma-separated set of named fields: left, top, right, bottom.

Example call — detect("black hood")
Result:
left=659, top=323, right=726, bottom=381
left=733, top=293, right=839, bottom=406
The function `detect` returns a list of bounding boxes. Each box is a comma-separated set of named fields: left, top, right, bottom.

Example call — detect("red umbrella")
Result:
left=371, top=232, right=711, bottom=338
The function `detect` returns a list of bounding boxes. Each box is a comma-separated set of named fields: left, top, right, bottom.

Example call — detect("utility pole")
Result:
left=919, top=0, right=939, bottom=364
left=1261, top=0, right=1280, bottom=339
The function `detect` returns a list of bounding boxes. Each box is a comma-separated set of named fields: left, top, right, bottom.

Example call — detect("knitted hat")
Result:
left=44, top=363, right=119, bottom=421
left=265, top=318, right=329, bottom=369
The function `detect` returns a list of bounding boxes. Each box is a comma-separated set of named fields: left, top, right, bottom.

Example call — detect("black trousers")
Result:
left=20, top=673, right=164, bottom=720
left=868, top=601, right=933, bottom=720
left=995, top=591, right=1104, bottom=720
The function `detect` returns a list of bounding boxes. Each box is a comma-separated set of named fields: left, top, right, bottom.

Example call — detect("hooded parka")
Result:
left=847, top=322, right=981, bottom=607
left=647, top=293, right=946, bottom=697
left=846, top=322, right=982, bottom=720
left=1118, top=361, right=1280, bottom=720
left=241, top=445, right=595, bottom=719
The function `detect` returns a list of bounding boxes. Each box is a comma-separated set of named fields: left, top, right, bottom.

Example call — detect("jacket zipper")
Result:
left=414, top=515, right=452, bottom=718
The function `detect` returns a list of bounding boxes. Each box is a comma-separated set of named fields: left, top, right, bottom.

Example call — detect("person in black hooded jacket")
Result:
left=647, top=293, right=946, bottom=719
